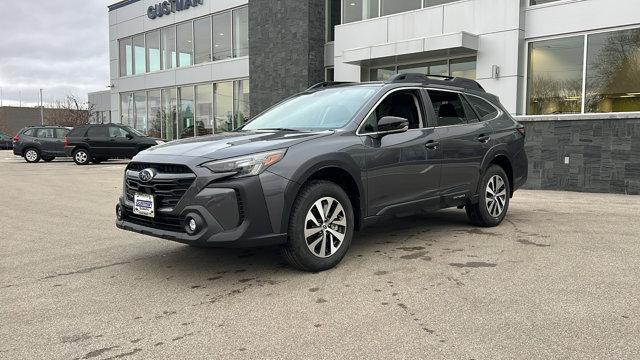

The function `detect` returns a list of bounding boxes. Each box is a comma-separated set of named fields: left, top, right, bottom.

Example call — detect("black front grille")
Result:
left=123, top=208, right=185, bottom=232
left=127, top=162, right=192, bottom=174
left=125, top=162, right=196, bottom=209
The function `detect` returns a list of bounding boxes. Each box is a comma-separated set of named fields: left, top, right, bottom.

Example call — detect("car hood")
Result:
left=140, top=130, right=333, bottom=160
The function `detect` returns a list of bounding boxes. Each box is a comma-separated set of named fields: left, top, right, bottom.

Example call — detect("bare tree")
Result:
left=44, top=95, right=92, bottom=127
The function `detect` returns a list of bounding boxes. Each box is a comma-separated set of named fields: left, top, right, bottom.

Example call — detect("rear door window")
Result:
left=467, top=96, right=500, bottom=121
left=36, top=128, right=55, bottom=138
left=86, top=126, right=108, bottom=138
left=55, top=129, right=69, bottom=138
left=427, top=90, right=473, bottom=127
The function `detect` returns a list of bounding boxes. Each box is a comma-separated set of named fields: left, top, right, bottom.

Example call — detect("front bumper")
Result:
left=115, top=159, right=292, bottom=248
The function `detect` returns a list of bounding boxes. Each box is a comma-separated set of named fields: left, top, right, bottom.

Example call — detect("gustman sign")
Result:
left=147, top=0, right=204, bottom=20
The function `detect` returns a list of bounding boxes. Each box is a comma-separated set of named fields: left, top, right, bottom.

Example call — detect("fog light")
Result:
left=184, top=213, right=204, bottom=235
left=188, top=218, right=197, bottom=232
left=116, top=204, right=123, bottom=220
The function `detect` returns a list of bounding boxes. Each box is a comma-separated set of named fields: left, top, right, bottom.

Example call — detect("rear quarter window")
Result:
left=467, top=96, right=500, bottom=121
left=23, top=129, right=36, bottom=136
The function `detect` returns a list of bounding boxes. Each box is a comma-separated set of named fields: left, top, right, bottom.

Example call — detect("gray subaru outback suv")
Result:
left=116, top=74, right=528, bottom=271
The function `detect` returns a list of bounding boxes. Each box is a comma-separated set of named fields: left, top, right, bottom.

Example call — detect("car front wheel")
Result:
left=283, top=181, right=354, bottom=272
left=466, top=165, right=510, bottom=227
left=24, top=148, right=41, bottom=163
left=73, top=149, right=91, bottom=165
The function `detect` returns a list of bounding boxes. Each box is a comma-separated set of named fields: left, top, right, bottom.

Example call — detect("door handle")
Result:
left=425, top=141, right=440, bottom=150
left=477, top=135, right=491, bottom=143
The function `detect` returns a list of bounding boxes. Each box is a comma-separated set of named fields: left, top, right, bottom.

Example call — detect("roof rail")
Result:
left=306, top=81, right=354, bottom=92
left=388, top=73, right=485, bottom=92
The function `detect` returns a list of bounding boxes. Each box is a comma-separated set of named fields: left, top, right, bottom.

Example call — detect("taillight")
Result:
left=516, top=125, right=526, bottom=137
left=63, top=136, right=68, bottom=146
left=12, top=135, right=19, bottom=144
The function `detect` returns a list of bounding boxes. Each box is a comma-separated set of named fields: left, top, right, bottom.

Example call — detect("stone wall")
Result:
left=519, top=117, right=640, bottom=195
left=248, top=0, right=325, bottom=115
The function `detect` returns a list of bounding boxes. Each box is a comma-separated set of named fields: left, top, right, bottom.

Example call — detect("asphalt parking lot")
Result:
left=0, top=150, right=639, bottom=359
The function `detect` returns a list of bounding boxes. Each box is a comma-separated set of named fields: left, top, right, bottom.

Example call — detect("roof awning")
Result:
left=341, top=31, right=479, bottom=65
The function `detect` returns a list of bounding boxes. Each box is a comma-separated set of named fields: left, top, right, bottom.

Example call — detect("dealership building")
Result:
left=92, top=0, right=640, bottom=194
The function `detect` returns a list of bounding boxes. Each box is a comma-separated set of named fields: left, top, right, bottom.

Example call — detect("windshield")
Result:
left=242, top=86, right=379, bottom=131
left=124, top=126, right=146, bottom=137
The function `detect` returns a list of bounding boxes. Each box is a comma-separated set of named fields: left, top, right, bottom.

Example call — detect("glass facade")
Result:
left=120, top=80, right=249, bottom=140
left=585, top=28, right=640, bottom=113
left=370, top=57, right=477, bottom=81
left=527, top=28, right=640, bottom=115
left=194, top=17, right=212, bottom=64
left=118, top=7, right=248, bottom=77
left=341, top=0, right=459, bottom=24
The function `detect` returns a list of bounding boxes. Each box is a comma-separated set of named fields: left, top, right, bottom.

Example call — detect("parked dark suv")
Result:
left=12, top=126, right=71, bottom=163
left=116, top=74, right=528, bottom=271
left=0, top=132, right=12, bottom=150
left=64, top=124, right=163, bottom=165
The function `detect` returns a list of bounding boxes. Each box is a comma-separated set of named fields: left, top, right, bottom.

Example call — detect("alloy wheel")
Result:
left=304, top=197, right=347, bottom=258
left=75, top=151, right=88, bottom=164
left=485, top=175, right=507, bottom=217
left=25, top=150, right=38, bottom=162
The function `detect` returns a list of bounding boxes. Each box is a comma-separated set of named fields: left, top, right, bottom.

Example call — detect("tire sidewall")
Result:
left=478, top=166, right=510, bottom=226
left=24, top=148, right=40, bottom=163
left=288, top=181, right=355, bottom=271
left=73, top=149, right=90, bottom=165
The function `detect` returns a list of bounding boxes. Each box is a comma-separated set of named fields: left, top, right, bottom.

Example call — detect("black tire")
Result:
left=43, top=157, right=55, bottom=162
left=466, top=165, right=511, bottom=227
left=24, top=148, right=41, bottom=163
left=73, top=148, right=91, bottom=165
left=282, top=180, right=354, bottom=272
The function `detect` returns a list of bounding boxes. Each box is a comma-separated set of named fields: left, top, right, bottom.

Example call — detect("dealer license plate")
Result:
left=134, top=193, right=155, bottom=218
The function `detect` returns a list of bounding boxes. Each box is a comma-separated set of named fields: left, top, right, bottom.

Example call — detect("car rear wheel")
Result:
left=73, top=149, right=91, bottom=165
left=282, top=181, right=354, bottom=272
left=466, top=165, right=510, bottom=227
left=24, top=148, right=41, bottom=163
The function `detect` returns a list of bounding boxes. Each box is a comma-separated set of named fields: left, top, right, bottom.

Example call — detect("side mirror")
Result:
left=375, top=116, right=409, bottom=136
left=126, top=133, right=134, bottom=140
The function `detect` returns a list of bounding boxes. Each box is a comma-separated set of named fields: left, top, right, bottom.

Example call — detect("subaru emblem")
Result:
left=139, top=168, right=157, bottom=183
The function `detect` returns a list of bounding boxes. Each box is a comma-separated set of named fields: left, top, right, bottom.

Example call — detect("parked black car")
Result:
left=0, top=132, right=12, bottom=150
left=116, top=74, right=528, bottom=272
left=12, top=126, right=71, bottom=163
left=64, top=124, right=164, bottom=165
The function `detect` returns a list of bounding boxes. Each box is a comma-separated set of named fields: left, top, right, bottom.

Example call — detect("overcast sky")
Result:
left=0, top=0, right=112, bottom=107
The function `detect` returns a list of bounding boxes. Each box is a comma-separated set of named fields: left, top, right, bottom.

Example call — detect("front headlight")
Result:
left=200, top=149, right=287, bottom=178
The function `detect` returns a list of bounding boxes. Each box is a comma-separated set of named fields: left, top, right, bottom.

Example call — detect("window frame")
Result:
left=523, top=25, right=640, bottom=115
left=356, top=86, right=427, bottom=136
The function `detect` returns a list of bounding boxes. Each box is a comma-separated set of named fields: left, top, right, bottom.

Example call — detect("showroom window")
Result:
left=527, top=27, right=640, bottom=115
left=178, top=87, right=195, bottom=138
left=146, top=30, right=161, bottom=72
left=585, top=28, right=640, bottom=113
left=326, top=0, right=341, bottom=41
left=194, top=17, right=212, bottom=64
left=381, top=0, right=421, bottom=16
left=161, top=26, right=176, bottom=70
left=120, top=79, right=249, bottom=140
left=133, top=34, right=145, bottom=75
left=213, top=12, right=232, bottom=60
left=119, top=38, right=133, bottom=77
left=370, top=57, right=477, bottom=81
left=195, top=84, right=214, bottom=136
left=176, top=22, right=193, bottom=68
left=147, top=90, right=162, bottom=139
left=118, top=7, right=248, bottom=77
left=340, top=0, right=459, bottom=24
left=214, top=82, right=234, bottom=133
left=233, top=7, right=249, bottom=58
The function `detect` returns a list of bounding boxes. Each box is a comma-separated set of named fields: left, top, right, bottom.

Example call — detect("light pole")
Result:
left=40, top=89, right=44, bottom=125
